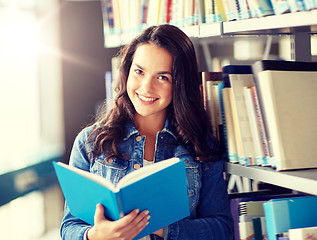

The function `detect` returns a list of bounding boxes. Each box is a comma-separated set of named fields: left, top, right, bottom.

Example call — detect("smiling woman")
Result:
left=127, top=43, right=173, bottom=122
left=60, top=24, right=233, bottom=240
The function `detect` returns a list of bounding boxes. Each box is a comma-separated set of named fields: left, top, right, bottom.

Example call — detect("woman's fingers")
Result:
left=90, top=204, right=150, bottom=240
left=115, top=209, right=150, bottom=238
left=94, top=203, right=106, bottom=223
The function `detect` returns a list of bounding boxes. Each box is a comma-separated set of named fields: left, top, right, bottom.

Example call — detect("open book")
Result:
left=53, top=157, right=189, bottom=239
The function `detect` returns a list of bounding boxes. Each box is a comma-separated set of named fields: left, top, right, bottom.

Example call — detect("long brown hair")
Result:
left=89, top=24, right=222, bottom=162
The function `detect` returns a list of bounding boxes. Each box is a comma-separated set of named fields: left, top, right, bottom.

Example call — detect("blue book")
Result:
left=263, top=196, right=317, bottom=240
left=53, top=158, right=189, bottom=240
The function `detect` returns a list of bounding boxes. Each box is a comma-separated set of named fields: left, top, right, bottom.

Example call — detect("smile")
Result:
left=137, top=93, right=158, bottom=102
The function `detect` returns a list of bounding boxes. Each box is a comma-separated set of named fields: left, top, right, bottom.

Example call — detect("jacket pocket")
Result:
left=91, top=155, right=129, bottom=185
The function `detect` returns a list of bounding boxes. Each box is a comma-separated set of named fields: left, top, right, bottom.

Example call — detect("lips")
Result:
left=137, top=93, right=158, bottom=103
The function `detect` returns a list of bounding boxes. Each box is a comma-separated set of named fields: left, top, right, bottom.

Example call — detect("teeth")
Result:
left=138, top=94, right=156, bottom=102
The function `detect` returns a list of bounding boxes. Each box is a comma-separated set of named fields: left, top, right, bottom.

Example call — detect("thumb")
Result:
left=94, top=203, right=107, bottom=223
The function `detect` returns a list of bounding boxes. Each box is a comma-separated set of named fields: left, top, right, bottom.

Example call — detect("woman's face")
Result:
left=127, top=43, right=173, bottom=120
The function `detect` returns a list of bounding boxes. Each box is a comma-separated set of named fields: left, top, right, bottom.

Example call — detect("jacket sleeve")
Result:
left=60, top=127, right=93, bottom=240
left=166, top=159, right=234, bottom=240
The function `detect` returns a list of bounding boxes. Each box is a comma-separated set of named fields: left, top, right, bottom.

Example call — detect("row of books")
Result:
left=201, top=60, right=317, bottom=171
left=230, top=192, right=317, bottom=240
left=100, top=0, right=317, bottom=34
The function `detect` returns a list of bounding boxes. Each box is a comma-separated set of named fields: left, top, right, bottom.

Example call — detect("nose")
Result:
left=141, top=75, right=154, bottom=91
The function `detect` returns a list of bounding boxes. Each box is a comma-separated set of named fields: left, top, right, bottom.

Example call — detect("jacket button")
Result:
left=184, top=159, right=189, bottom=163
left=134, top=164, right=141, bottom=169
left=136, top=136, right=142, bottom=141
left=107, top=158, right=114, bottom=163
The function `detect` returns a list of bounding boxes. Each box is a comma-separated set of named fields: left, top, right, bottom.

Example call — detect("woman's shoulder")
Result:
left=74, top=123, right=99, bottom=145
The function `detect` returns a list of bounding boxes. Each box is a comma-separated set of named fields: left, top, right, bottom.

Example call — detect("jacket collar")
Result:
left=124, top=118, right=177, bottom=140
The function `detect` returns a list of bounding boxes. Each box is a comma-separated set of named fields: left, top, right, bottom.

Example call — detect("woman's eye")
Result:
left=134, top=69, right=143, bottom=75
left=158, top=75, right=169, bottom=81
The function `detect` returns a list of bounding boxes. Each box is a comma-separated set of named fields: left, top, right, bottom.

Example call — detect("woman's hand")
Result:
left=153, top=228, right=164, bottom=237
left=87, top=204, right=150, bottom=240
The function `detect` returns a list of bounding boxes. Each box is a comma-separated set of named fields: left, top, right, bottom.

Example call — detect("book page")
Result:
left=117, top=157, right=180, bottom=189
left=57, top=162, right=116, bottom=192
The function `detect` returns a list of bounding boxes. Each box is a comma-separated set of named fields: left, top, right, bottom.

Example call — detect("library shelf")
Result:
left=104, top=10, right=317, bottom=48
left=222, top=10, right=317, bottom=35
left=102, top=7, right=317, bottom=198
left=225, top=162, right=317, bottom=196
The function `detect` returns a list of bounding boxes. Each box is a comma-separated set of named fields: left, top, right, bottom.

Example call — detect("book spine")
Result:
left=244, top=86, right=265, bottom=165
left=252, top=62, right=276, bottom=167
left=250, top=86, right=271, bottom=166
left=116, top=191, right=124, bottom=218
left=222, top=88, right=239, bottom=163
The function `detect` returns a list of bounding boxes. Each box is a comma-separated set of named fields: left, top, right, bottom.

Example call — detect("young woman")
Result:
left=61, top=24, right=233, bottom=240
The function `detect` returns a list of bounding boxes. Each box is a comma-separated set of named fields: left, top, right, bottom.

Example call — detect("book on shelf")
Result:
left=253, top=217, right=267, bottom=240
left=263, top=196, right=317, bottom=240
left=286, top=0, right=305, bottom=12
left=248, top=0, right=274, bottom=17
left=270, top=0, right=291, bottom=14
left=238, top=200, right=266, bottom=240
left=237, top=0, right=251, bottom=19
left=201, top=72, right=224, bottom=141
left=222, top=0, right=239, bottom=20
left=252, top=60, right=317, bottom=171
left=222, top=65, right=257, bottom=166
left=289, top=226, right=317, bottom=240
left=222, top=87, right=239, bottom=163
left=302, top=0, right=317, bottom=10
left=53, top=158, right=189, bottom=240
left=244, top=86, right=270, bottom=166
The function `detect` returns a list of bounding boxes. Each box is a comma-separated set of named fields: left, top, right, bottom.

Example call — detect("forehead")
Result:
left=132, top=43, right=172, bottom=71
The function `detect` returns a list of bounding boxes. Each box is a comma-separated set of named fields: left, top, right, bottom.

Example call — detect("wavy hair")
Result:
left=89, top=24, right=222, bottom=162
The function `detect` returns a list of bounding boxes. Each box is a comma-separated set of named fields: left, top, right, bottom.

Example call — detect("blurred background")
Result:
left=0, top=0, right=118, bottom=239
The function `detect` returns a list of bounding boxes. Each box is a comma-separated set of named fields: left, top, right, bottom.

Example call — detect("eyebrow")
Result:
left=134, top=63, right=172, bottom=76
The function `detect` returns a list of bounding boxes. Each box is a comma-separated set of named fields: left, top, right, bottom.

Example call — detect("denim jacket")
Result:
left=60, top=119, right=233, bottom=240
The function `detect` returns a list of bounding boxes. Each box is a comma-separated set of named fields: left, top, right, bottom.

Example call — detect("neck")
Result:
left=134, top=113, right=166, bottom=136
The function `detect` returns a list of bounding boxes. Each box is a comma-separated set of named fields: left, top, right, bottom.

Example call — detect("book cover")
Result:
left=53, top=157, right=189, bottom=240
left=252, top=60, right=317, bottom=171
left=263, top=196, right=317, bottom=240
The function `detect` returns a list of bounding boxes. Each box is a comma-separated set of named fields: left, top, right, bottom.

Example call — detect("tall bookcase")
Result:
left=103, top=10, right=317, bottom=197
